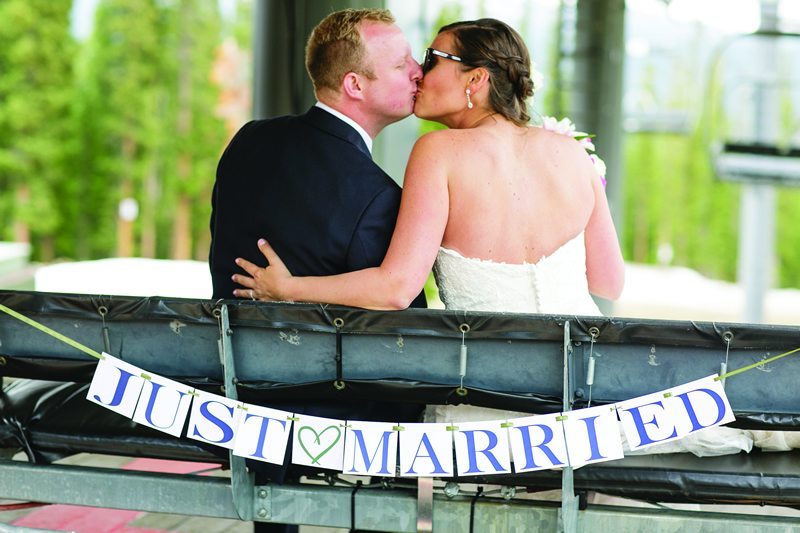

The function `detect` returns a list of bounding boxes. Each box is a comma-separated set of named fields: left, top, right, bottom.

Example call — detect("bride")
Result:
left=233, top=17, right=624, bottom=315
left=232, top=19, right=774, bottom=455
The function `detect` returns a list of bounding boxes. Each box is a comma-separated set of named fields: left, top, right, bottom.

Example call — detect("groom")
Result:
left=209, top=8, right=426, bottom=310
left=208, top=10, right=426, bottom=530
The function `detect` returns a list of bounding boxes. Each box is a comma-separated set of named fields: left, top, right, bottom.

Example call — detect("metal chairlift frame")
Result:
left=709, top=30, right=800, bottom=185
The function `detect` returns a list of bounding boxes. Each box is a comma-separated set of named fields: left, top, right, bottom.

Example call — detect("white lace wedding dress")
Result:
left=427, top=231, right=757, bottom=457
left=433, top=232, right=600, bottom=315
left=426, top=231, right=600, bottom=424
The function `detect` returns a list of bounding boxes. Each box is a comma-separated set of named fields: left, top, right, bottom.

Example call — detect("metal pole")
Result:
left=572, top=0, right=627, bottom=315
left=559, top=321, right=578, bottom=533
left=738, top=0, right=780, bottom=323
left=216, top=304, right=256, bottom=521
left=252, top=0, right=385, bottom=119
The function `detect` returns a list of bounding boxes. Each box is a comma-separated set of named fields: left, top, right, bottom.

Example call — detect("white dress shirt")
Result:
left=314, top=101, right=373, bottom=154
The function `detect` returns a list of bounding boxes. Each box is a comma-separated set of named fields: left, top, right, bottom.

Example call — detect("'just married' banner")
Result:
left=87, top=353, right=735, bottom=477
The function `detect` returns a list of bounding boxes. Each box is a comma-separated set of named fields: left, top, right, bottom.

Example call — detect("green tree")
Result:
left=776, top=58, right=800, bottom=287
left=74, top=0, right=167, bottom=258
left=622, top=24, right=742, bottom=283
left=0, top=1, right=74, bottom=261
left=541, top=0, right=568, bottom=119
left=230, top=0, right=254, bottom=48
left=73, top=0, right=226, bottom=261
left=161, top=0, right=226, bottom=260
left=417, top=3, right=462, bottom=138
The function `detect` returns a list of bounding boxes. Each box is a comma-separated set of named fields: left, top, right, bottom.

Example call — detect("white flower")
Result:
left=541, top=116, right=576, bottom=136
left=578, top=136, right=596, bottom=152
left=541, top=116, right=592, bottom=143
left=589, top=154, right=607, bottom=186
left=541, top=115, right=607, bottom=187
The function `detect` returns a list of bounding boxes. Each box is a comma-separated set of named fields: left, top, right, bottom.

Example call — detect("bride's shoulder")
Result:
left=415, top=125, right=502, bottom=149
left=528, top=123, right=576, bottom=144
left=410, top=128, right=466, bottom=155
left=529, top=125, right=592, bottom=159
left=416, top=128, right=463, bottom=143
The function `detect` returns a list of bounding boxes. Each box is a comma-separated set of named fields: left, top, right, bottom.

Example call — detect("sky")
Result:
left=629, top=0, right=800, bottom=33
left=70, top=0, right=800, bottom=40
left=70, top=0, right=99, bottom=39
left=70, top=0, right=238, bottom=39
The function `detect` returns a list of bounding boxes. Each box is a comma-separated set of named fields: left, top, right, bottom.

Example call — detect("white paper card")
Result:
left=398, top=423, right=454, bottom=477
left=86, top=353, right=146, bottom=418
left=342, top=420, right=398, bottom=477
left=563, top=405, right=624, bottom=467
left=187, top=390, right=243, bottom=449
left=132, top=374, right=194, bottom=437
left=617, top=388, right=676, bottom=451
left=454, top=420, right=511, bottom=477
left=665, top=375, right=735, bottom=435
left=291, top=414, right=346, bottom=471
left=618, top=374, right=734, bottom=451
left=508, top=413, right=568, bottom=473
left=233, top=404, right=294, bottom=465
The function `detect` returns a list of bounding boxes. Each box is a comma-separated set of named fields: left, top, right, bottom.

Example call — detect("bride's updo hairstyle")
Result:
left=439, top=18, right=534, bottom=126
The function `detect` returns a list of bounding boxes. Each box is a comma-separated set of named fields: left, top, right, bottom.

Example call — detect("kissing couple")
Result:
left=211, top=8, right=624, bottom=316
left=208, top=14, right=626, bottom=522
left=210, top=8, right=624, bottom=427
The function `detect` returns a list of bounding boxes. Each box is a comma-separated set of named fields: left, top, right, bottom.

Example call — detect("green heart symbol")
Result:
left=297, top=425, right=342, bottom=465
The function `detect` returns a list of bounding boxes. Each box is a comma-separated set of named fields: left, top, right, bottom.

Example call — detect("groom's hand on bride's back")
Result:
left=232, top=238, right=293, bottom=301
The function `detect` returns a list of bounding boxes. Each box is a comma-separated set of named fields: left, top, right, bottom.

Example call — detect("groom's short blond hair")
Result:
left=305, top=8, right=395, bottom=95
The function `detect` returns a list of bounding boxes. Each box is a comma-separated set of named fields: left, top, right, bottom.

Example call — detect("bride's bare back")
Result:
left=391, top=115, right=622, bottom=304
left=438, top=121, right=595, bottom=264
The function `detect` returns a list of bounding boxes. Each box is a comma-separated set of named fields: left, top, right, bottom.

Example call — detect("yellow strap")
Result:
left=0, top=303, right=103, bottom=360
left=715, top=346, right=800, bottom=381
left=2, top=303, right=798, bottom=385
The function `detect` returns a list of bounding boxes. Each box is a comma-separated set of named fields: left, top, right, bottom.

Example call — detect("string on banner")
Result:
left=456, top=323, right=469, bottom=396
left=3, top=302, right=800, bottom=394
left=587, top=327, right=599, bottom=407
left=720, top=331, right=733, bottom=388
left=333, top=317, right=345, bottom=390
left=469, top=486, right=485, bottom=533
left=99, top=305, right=111, bottom=353
left=0, top=303, right=103, bottom=360
left=351, top=479, right=363, bottom=531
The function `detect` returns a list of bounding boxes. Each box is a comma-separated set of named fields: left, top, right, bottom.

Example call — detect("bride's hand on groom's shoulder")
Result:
left=232, top=238, right=293, bottom=302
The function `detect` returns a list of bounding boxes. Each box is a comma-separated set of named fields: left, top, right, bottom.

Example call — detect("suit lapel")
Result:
left=301, top=106, right=372, bottom=159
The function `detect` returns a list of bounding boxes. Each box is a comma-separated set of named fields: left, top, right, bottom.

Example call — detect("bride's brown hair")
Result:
left=439, top=18, right=534, bottom=126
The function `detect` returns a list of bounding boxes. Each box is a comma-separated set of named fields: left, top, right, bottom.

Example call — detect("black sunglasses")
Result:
left=422, top=47, right=462, bottom=74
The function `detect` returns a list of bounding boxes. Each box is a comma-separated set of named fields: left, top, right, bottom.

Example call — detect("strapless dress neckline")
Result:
left=432, top=232, right=601, bottom=315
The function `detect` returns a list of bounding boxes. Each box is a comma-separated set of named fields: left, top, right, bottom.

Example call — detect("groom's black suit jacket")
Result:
left=210, top=105, right=426, bottom=309
left=208, top=107, right=425, bottom=481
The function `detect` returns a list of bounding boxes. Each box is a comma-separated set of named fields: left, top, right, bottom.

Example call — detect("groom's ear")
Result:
left=342, top=72, right=365, bottom=101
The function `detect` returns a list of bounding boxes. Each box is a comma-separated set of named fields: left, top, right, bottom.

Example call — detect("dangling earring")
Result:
left=466, top=88, right=473, bottom=109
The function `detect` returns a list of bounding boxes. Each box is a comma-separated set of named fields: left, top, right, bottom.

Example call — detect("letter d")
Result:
left=675, top=388, right=727, bottom=432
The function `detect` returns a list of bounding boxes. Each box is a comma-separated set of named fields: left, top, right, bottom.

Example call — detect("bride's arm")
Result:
left=234, top=133, right=450, bottom=310
left=584, top=160, right=625, bottom=300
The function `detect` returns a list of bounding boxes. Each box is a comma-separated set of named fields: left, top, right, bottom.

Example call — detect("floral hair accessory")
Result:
left=540, top=116, right=607, bottom=187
